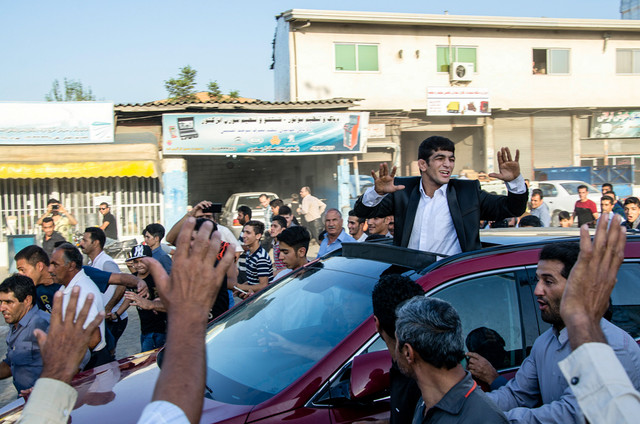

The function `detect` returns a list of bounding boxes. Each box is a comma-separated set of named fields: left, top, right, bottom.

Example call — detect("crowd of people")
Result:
left=1, top=135, right=639, bottom=423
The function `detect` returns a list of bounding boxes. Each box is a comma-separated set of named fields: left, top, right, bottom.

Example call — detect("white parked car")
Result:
left=220, top=192, right=279, bottom=238
left=532, top=180, right=601, bottom=224
left=479, top=179, right=602, bottom=226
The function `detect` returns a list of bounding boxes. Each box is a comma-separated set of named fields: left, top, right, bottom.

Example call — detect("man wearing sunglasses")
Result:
left=98, top=202, right=118, bottom=242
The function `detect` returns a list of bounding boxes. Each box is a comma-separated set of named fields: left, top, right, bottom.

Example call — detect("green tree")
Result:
left=45, top=78, right=96, bottom=101
left=164, top=65, right=197, bottom=101
left=228, top=90, right=240, bottom=99
left=207, top=80, right=222, bottom=100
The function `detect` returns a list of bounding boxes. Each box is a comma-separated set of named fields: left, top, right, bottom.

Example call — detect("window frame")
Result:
left=532, top=48, right=571, bottom=75
left=426, top=267, right=533, bottom=372
left=616, top=48, right=640, bottom=75
left=334, top=42, right=380, bottom=73
left=436, top=45, right=478, bottom=73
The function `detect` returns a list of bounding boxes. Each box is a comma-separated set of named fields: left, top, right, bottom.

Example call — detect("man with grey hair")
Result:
left=316, top=208, right=355, bottom=258
left=395, top=296, right=507, bottom=423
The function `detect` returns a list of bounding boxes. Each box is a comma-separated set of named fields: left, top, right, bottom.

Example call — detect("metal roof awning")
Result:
left=0, top=143, right=160, bottom=178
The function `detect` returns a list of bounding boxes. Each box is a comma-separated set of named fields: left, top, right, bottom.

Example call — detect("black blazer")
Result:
left=354, top=177, right=528, bottom=252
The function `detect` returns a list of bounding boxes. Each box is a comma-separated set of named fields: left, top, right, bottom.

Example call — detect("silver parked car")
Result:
left=220, top=192, right=279, bottom=237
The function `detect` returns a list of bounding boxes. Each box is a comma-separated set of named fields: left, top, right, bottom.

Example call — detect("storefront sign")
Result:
left=162, top=112, right=369, bottom=155
left=0, top=102, right=114, bottom=144
left=591, top=111, right=640, bottom=138
left=426, top=87, right=490, bottom=116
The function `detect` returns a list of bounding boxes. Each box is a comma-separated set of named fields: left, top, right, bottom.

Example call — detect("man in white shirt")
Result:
left=354, top=136, right=528, bottom=256
left=79, top=227, right=128, bottom=357
left=48, top=243, right=109, bottom=370
left=297, top=186, right=326, bottom=243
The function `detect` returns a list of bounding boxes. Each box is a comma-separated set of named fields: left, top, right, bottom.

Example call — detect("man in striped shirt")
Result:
left=233, top=221, right=273, bottom=296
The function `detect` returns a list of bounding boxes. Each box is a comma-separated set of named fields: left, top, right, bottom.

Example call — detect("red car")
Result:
left=1, top=236, right=639, bottom=423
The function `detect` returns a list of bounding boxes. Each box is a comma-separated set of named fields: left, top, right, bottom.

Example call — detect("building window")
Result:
left=617, top=49, right=640, bottom=74
left=532, top=48, right=570, bottom=75
left=334, top=44, right=379, bottom=71
left=436, top=46, right=477, bottom=72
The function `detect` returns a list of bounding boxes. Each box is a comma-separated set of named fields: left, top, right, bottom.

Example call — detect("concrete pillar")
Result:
left=161, top=158, right=188, bottom=229
left=484, top=117, right=495, bottom=174
left=337, top=157, right=351, bottom=230
left=571, top=114, right=581, bottom=166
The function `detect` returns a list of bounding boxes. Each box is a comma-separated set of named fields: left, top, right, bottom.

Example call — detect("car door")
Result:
left=428, top=267, right=539, bottom=385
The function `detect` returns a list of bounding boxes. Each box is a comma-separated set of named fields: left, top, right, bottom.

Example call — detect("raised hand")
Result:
left=34, top=288, right=105, bottom=384
left=371, top=163, right=405, bottom=195
left=488, top=147, right=520, bottom=182
left=561, top=214, right=626, bottom=350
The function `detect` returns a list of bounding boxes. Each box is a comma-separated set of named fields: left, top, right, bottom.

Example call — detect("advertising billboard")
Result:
left=591, top=111, right=640, bottom=139
left=427, top=87, right=490, bottom=116
left=0, top=102, right=114, bottom=144
left=162, top=112, right=369, bottom=155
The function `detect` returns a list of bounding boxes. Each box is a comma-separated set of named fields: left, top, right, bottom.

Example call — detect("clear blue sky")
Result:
left=0, top=0, right=622, bottom=104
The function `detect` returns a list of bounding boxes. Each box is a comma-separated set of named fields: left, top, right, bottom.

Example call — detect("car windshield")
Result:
left=237, top=195, right=266, bottom=209
left=560, top=183, right=599, bottom=195
left=204, top=256, right=398, bottom=405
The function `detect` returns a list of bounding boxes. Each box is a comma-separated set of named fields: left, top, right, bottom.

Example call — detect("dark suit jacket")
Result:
left=354, top=177, right=528, bottom=253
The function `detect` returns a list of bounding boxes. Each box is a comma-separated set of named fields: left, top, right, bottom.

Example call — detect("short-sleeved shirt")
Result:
left=152, top=246, right=173, bottom=275
left=102, top=212, right=118, bottom=240
left=245, top=246, right=273, bottom=285
left=35, top=284, right=62, bottom=313
left=412, top=372, right=508, bottom=424
left=42, top=231, right=67, bottom=258
left=137, top=274, right=167, bottom=335
left=3, top=306, right=50, bottom=392
left=574, top=199, right=597, bottom=227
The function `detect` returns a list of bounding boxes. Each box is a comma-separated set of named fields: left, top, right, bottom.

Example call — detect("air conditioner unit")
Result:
left=450, top=62, right=474, bottom=82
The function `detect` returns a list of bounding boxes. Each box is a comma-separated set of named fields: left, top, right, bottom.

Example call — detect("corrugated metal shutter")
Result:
left=533, top=116, right=572, bottom=168
left=493, top=117, right=533, bottom=179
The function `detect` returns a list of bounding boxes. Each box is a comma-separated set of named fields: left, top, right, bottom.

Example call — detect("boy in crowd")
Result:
left=270, top=216, right=288, bottom=272
left=274, top=226, right=311, bottom=279
left=233, top=221, right=273, bottom=295
left=123, top=245, right=167, bottom=352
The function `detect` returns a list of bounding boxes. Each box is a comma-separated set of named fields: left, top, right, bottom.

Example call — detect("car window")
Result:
left=610, top=262, right=640, bottom=339
left=431, top=272, right=526, bottom=370
left=237, top=195, right=264, bottom=209
left=538, top=183, right=557, bottom=198
left=203, top=259, right=389, bottom=405
left=528, top=261, right=640, bottom=340
left=560, top=182, right=598, bottom=195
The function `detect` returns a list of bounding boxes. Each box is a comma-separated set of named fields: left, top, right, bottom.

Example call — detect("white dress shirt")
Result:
left=89, top=250, right=128, bottom=320
left=362, top=175, right=526, bottom=256
left=62, top=270, right=106, bottom=351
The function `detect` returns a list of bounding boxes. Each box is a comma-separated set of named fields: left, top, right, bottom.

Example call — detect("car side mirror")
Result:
left=349, top=350, right=392, bottom=400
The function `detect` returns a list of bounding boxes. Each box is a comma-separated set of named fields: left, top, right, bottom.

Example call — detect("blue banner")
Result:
left=162, top=112, right=369, bottom=155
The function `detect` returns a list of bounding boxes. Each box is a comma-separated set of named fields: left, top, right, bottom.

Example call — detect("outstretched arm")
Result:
left=148, top=218, right=234, bottom=424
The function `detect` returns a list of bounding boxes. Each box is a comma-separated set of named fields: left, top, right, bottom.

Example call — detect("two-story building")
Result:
left=273, top=10, right=640, bottom=181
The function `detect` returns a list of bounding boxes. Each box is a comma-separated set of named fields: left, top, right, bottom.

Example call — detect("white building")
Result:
left=274, top=10, right=640, bottom=181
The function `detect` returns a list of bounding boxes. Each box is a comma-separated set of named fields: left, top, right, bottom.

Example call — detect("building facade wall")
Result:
left=276, top=19, right=640, bottom=111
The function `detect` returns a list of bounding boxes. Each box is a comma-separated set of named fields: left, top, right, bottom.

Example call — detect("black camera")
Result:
left=52, top=204, right=59, bottom=210
left=202, top=203, right=222, bottom=214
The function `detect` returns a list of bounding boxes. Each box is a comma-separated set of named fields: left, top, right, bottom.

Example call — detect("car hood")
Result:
left=0, top=351, right=254, bottom=424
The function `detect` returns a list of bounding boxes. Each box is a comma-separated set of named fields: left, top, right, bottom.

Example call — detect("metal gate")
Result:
left=0, top=177, right=162, bottom=242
